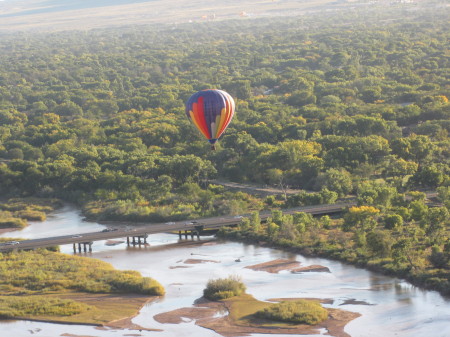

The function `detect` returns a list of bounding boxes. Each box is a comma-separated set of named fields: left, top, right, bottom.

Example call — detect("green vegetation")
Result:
left=0, top=250, right=164, bottom=295
left=0, top=198, right=62, bottom=228
left=203, top=277, right=328, bottom=325
left=256, top=300, right=328, bottom=325
left=0, top=6, right=448, bottom=223
left=203, top=276, right=246, bottom=300
left=0, top=250, right=164, bottom=321
left=0, top=3, right=449, bottom=296
left=0, top=296, right=92, bottom=319
left=212, top=293, right=337, bottom=331
left=0, top=213, right=27, bottom=229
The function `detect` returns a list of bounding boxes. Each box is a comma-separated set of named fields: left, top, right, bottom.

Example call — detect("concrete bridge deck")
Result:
left=0, top=201, right=355, bottom=252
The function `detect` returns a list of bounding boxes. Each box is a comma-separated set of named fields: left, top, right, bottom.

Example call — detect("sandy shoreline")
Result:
left=0, top=227, right=18, bottom=235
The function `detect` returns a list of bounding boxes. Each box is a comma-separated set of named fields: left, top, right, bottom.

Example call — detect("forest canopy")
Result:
left=0, top=5, right=448, bottom=223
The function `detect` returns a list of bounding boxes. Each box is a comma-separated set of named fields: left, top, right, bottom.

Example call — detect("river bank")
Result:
left=1, top=206, right=450, bottom=337
left=217, top=224, right=450, bottom=299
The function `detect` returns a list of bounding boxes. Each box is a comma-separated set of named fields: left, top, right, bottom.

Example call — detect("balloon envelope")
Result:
left=185, top=89, right=235, bottom=146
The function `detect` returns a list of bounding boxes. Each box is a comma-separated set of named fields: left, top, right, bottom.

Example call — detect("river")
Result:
left=1, top=206, right=449, bottom=337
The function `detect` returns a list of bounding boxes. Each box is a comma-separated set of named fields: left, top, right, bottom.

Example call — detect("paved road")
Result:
left=210, top=179, right=306, bottom=196
left=0, top=202, right=355, bottom=252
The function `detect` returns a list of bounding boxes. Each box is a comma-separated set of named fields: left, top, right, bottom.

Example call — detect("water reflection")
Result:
left=1, top=208, right=450, bottom=337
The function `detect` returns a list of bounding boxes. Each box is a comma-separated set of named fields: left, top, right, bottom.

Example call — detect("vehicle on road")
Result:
left=102, top=228, right=118, bottom=232
left=0, top=241, right=19, bottom=246
left=165, top=222, right=176, bottom=225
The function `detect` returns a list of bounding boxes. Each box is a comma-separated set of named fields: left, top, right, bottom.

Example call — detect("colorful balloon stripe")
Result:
left=186, top=89, right=235, bottom=146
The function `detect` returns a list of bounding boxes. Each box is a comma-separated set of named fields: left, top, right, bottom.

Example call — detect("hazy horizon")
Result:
left=0, top=0, right=371, bottom=33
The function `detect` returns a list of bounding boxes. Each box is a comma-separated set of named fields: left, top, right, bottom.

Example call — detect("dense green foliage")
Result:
left=256, top=300, right=328, bottom=325
left=0, top=6, right=448, bottom=221
left=203, top=276, right=246, bottom=300
left=0, top=250, right=164, bottom=295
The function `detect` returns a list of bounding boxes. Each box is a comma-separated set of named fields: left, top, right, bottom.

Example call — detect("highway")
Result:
left=0, top=201, right=355, bottom=252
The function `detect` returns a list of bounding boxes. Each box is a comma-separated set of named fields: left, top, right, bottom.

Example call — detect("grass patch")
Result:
left=45, top=292, right=154, bottom=324
left=0, top=296, right=92, bottom=318
left=221, top=295, right=329, bottom=328
left=0, top=250, right=164, bottom=323
left=256, top=300, right=328, bottom=325
left=0, top=292, right=155, bottom=324
left=223, top=294, right=271, bottom=325
left=0, top=250, right=164, bottom=295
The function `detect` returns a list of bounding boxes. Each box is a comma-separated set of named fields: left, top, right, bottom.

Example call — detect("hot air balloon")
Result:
left=185, top=89, right=235, bottom=150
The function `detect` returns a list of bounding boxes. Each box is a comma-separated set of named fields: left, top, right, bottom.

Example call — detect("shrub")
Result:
left=203, top=275, right=246, bottom=300
left=15, top=209, right=46, bottom=221
left=256, top=300, right=328, bottom=325
left=0, top=216, right=27, bottom=228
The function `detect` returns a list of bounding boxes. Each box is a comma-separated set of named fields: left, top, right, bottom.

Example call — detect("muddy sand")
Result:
left=246, top=258, right=330, bottom=273
left=155, top=297, right=360, bottom=337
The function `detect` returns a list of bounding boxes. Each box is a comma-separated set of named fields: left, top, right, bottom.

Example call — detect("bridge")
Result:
left=0, top=201, right=355, bottom=253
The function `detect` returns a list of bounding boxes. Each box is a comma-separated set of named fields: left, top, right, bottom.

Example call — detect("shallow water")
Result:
left=1, top=207, right=450, bottom=337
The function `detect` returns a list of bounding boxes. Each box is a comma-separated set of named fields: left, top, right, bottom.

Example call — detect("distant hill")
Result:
left=0, top=0, right=352, bottom=32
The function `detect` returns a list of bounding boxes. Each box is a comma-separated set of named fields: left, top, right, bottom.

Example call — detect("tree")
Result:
left=409, top=199, right=428, bottom=222
left=410, top=165, right=444, bottom=188
left=366, top=230, right=392, bottom=258
left=422, top=207, right=449, bottom=245
left=437, top=186, right=450, bottom=208
left=391, top=135, right=436, bottom=163
left=286, top=90, right=317, bottom=107
left=343, top=206, right=380, bottom=231
left=250, top=211, right=261, bottom=232
left=165, top=155, right=217, bottom=185
left=383, top=157, right=418, bottom=178
left=314, top=168, right=353, bottom=197
left=54, top=101, right=83, bottom=117
left=266, top=222, right=280, bottom=239
left=383, top=214, right=403, bottom=231
left=356, top=181, right=398, bottom=208
left=392, top=238, right=416, bottom=269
